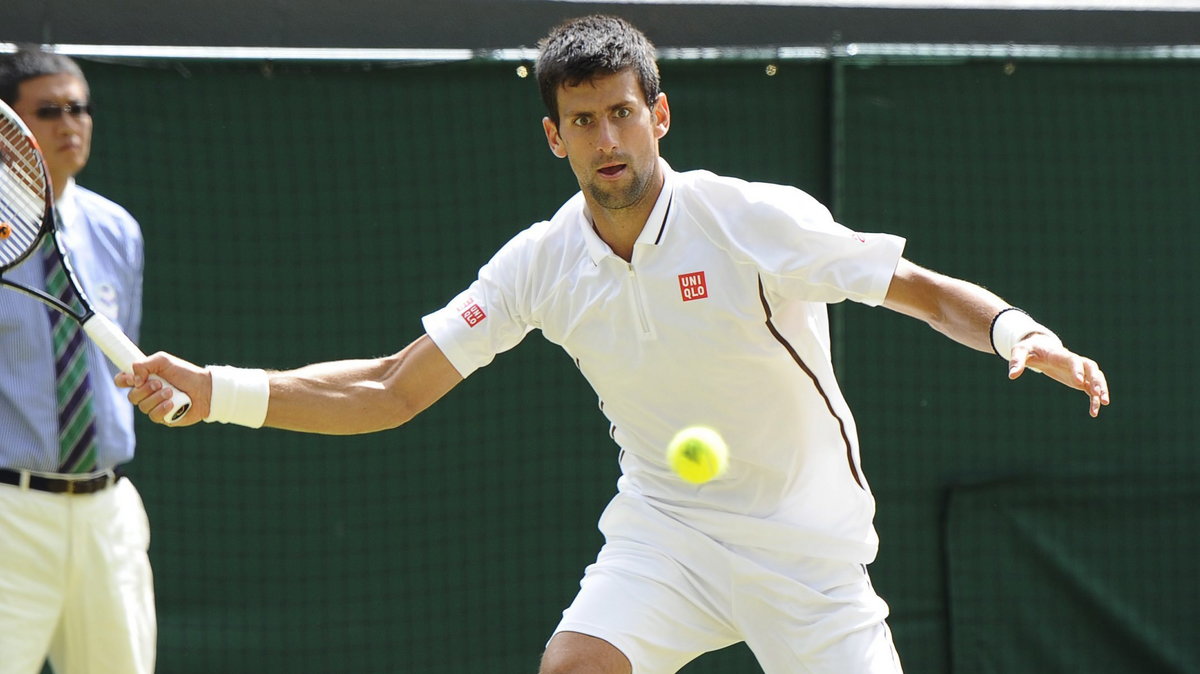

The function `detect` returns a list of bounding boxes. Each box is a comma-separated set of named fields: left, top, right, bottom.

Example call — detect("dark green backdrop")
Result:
left=72, top=54, right=1197, bottom=672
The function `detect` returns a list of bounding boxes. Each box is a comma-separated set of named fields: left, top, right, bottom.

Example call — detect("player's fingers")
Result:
left=1083, top=360, right=1110, bottom=417
left=1077, top=357, right=1093, bottom=380
left=1086, top=360, right=1110, bottom=399
left=132, top=378, right=167, bottom=413
left=149, top=393, right=183, bottom=425
left=124, top=379, right=157, bottom=406
left=125, top=360, right=159, bottom=388
left=1007, top=344, right=1031, bottom=379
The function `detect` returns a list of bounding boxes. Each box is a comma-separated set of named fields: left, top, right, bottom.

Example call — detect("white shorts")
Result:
left=553, top=495, right=902, bottom=674
left=0, top=477, right=156, bottom=674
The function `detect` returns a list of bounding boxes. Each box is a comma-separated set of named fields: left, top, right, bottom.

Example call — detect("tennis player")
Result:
left=120, top=15, right=1109, bottom=673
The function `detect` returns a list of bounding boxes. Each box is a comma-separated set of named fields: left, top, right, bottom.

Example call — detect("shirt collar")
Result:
left=56, top=178, right=79, bottom=229
left=581, top=158, right=676, bottom=265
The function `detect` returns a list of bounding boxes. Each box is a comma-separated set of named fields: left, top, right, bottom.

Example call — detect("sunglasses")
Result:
left=33, top=102, right=94, bottom=121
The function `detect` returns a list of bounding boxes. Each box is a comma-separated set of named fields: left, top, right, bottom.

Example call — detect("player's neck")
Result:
left=589, top=213, right=641, bottom=262
left=586, top=175, right=665, bottom=263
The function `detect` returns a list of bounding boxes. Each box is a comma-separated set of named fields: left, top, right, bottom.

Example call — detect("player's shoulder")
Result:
left=670, top=167, right=835, bottom=251
left=674, top=167, right=830, bottom=221
left=487, top=192, right=590, bottom=275
left=505, top=191, right=587, bottom=251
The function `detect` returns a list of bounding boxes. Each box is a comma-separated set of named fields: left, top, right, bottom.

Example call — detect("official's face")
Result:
left=13, top=73, right=93, bottom=190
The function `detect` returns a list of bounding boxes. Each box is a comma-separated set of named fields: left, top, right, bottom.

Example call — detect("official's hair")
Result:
left=0, top=46, right=88, bottom=106
left=535, top=15, right=660, bottom=125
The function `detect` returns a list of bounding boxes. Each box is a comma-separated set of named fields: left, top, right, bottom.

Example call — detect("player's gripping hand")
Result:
left=1007, top=333, right=1111, bottom=418
left=115, top=352, right=211, bottom=426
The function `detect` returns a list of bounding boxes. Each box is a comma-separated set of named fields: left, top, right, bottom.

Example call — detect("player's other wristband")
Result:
left=205, top=365, right=270, bottom=428
left=989, top=308, right=1061, bottom=360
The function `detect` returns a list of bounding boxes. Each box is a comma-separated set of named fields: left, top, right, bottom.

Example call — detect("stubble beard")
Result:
left=585, top=160, right=654, bottom=211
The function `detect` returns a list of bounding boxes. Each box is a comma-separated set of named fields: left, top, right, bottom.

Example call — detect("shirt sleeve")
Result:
left=727, top=181, right=905, bottom=306
left=421, top=232, right=537, bottom=379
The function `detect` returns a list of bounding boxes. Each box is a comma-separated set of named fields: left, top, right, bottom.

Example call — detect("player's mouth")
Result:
left=597, top=163, right=627, bottom=179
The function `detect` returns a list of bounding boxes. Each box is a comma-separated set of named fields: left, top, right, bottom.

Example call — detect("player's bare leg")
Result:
left=539, top=631, right=632, bottom=674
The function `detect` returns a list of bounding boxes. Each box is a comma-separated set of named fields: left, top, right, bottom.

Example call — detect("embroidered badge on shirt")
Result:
left=459, top=298, right=487, bottom=327
left=678, top=271, right=708, bottom=302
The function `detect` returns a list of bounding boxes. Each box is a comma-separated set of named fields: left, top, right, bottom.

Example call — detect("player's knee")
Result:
left=538, top=653, right=626, bottom=674
left=539, top=632, right=631, bottom=674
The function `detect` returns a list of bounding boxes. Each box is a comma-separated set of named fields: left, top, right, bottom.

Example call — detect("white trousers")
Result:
left=553, top=494, right=903, bottom=674
left=0, top=477, right=156, bottom=674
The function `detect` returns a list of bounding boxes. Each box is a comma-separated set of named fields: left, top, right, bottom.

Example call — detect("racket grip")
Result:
left=81, top=313, right=192, bottom=425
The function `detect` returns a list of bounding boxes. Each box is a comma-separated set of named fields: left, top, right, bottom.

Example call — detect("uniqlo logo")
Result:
left=461, top=303, right=486, bottom=327
left=678, top=271, right=708, bottom=302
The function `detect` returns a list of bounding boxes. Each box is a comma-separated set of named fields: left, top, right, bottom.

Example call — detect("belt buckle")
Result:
left=63, top=471, right=111, bottom=495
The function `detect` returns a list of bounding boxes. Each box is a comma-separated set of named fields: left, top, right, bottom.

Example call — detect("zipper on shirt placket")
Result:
left=627, top=262, right=652, bottom=336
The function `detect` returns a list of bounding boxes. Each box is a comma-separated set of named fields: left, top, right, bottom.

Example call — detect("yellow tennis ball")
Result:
left=666, top=426, right=729, bottom=485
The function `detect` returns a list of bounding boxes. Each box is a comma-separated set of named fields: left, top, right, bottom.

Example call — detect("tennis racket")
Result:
left=0, top=98, right=191, bottom=424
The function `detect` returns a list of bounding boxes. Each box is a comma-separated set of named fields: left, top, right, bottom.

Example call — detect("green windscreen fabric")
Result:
left=946, top=478, right=1200, bottom=673
left=833, top=57, right=1200, bottom=672
left=60, top=53, right=1198, bottom=673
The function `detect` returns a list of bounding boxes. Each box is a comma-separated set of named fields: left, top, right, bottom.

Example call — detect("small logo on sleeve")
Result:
left=458, top=297, right=487, bottom=327
left=678, top=271, right=708, bottom=302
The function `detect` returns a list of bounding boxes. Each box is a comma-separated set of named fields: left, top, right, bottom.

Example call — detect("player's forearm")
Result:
left=883, top=260, right=1009, bottom=353
left=923, top=279, right=1010, bottom=353
left=262, top=335, right=462, bottom=435
left=264, top=358, right=412, bottom=434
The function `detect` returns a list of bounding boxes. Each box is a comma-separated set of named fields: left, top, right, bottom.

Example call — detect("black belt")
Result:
left=0, top=468, right=124, bottom=495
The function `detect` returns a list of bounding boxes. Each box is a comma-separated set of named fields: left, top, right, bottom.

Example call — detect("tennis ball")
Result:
left=666, top=426, right=729, bottom=485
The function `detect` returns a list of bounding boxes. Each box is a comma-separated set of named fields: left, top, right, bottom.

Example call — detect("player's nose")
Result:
left=595, top=119, right=618, bottom=152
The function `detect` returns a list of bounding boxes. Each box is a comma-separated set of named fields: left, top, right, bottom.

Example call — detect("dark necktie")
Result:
left=41, top=234, right=99, bottom=474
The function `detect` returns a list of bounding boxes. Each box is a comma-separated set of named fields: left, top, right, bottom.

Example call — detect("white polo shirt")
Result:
left=423, top=160, right=905, bottom=564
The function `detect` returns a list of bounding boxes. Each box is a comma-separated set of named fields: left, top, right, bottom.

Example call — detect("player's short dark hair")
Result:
left=535, top=15, right=661, bottom=125
left=0, top=46, right=88, bottom=106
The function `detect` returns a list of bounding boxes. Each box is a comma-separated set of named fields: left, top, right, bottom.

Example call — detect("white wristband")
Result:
left=989, top=308, right=1060, bottom=360
left=205, top=366, right=270, bottom=428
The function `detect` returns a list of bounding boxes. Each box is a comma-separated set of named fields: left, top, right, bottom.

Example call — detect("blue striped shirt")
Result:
left=0, top=181, right=144, bottom=473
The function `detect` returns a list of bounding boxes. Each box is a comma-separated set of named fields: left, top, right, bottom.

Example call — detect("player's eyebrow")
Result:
left=563, top=96, right=638, bottom=120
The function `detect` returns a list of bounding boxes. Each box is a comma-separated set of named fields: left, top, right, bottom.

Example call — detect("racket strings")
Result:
left=0, top=119, right=48, bottom=268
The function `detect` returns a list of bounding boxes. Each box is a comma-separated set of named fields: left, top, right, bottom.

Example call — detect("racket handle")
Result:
left=81, top=313, right=192, bottom=425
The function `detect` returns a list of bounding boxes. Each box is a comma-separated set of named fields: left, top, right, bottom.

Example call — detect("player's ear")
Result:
left=652, top=93, right=670, bottom=141
left=543, top=117, right=568, bottom=158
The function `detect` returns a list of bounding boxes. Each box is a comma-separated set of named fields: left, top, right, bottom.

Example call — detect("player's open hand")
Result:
left=1007, top=334, right=1110, bottom=418
left=115, top=352, right=211, bottom=426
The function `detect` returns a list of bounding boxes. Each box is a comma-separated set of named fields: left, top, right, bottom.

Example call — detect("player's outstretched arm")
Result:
left=116, top=334, right=464, bottom=433
left=882, top=258, right=1110, bottom=417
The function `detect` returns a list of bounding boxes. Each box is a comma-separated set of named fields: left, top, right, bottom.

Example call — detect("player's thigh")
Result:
left=0, top=486, right=68, bottom=674
left=550, top=537, right=739, bottom=674
left=748, top=617, right=902, bottom=674
left=738, top=557, right=900, bottom=674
